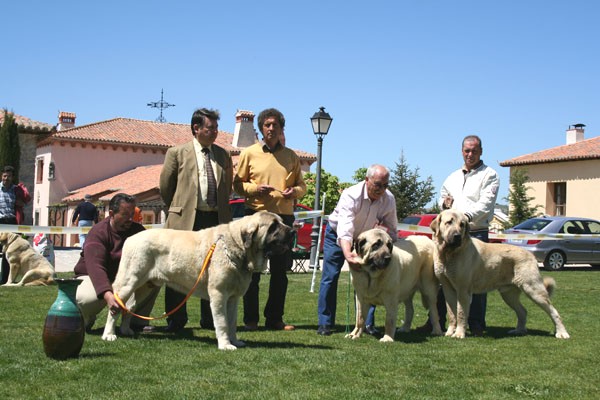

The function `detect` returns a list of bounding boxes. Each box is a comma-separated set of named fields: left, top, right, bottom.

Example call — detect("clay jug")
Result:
left=42, top=278, right=85, bottom=360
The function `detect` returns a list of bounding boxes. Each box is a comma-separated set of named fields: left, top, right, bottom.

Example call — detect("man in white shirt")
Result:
left=316, top=164, right=398, bottom=336
left=417, top=135, right=499, bottom=336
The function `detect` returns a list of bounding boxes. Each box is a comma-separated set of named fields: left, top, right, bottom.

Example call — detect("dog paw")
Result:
left=345, top=333, right=360, bottom=340
left=452, top=331, right=466, bottom=339
left=218, top=343, right=238, bottom=351
left=555, top=331, right=570, bottom=339
left=379, top=335, right=394, bottom=343
left=431, top=328, right=444, bottom=336
left=102, top=334, right=118, bottom=341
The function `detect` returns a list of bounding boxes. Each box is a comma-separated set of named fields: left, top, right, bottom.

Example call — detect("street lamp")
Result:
left=309, top=107, right=332, bottom=270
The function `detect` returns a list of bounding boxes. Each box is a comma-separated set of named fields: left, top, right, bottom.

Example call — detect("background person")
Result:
left=159, top=108, right=233, bottom=333
left=233, top=108, right=306, bottom=331
left=0, top=165, right=31, bottom=284
left=317, top=164, right=398, bottom=336
left=74, top=193, right=159, bottom=331
left=72, top=194, right=99, bottom=248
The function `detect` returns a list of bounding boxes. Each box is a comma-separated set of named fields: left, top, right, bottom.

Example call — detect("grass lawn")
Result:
left=1, top=269, right=599, bottom=400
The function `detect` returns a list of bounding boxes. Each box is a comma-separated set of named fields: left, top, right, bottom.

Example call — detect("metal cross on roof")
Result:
left=147, top=89, right=175, bottom=123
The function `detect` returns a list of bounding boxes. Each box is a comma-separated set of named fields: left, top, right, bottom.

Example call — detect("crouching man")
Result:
left=74, top=193, right=160, bottom=332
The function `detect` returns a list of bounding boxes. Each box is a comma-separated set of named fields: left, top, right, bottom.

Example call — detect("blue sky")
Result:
left=4, top=1, right=599, bottom=205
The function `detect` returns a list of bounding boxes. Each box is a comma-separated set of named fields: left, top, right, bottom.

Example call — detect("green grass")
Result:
left=1, top=270, right=599, bottom=400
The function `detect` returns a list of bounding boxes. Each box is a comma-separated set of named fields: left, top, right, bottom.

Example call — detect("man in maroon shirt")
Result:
left=74, top=193, right=159, bottom=331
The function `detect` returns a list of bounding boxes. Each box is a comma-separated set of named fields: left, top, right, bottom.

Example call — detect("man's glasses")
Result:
left=370, top=181, right=389, bottom=190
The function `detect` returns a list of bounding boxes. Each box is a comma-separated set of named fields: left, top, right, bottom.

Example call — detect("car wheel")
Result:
left=543, top=251, right=565, bottom=271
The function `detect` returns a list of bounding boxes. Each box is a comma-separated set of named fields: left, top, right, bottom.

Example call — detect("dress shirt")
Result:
left=328, top=181, right=398, bottom=245
left=439, top=160, right=499, bottom=231
left=193, top=140, right=218, bottom=211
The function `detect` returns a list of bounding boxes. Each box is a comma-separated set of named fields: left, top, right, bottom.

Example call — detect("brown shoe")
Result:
left=244, top=322, right=259, bottom=331
left=266, top=321, right=295, bottom=331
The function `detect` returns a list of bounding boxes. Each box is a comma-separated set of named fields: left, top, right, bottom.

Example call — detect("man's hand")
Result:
left=257, top=184, right=275, bottom=196
left=281, top=187, right=295, bottom=198
left=103, top=291, right=122, bottom=316
left=345, top=253, right=363, bottom=271
left=442, top=195, right=454, bottom=209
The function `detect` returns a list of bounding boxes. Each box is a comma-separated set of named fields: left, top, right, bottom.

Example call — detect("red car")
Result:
left=229, top=198, right=325, bottom=250
left=397, top=214, right=438, bottom=239
left=398, top=213, right=501, bottom=243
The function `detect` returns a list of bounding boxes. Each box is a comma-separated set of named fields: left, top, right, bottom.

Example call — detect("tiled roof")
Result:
left=47, top=117, right=224, bottom=149
left=43, top=117, right=316, bottom=160
left=63, top=164, right=163, bottom=202
left=500, top=135, right=600, bottom=167
left=0, top=112, right=53, bottom=132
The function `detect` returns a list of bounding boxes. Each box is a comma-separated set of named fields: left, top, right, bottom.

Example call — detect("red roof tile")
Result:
left=500, top=135, right=600, bottom=166
left=44, top=117, right=316, bottom=160
left=0, top=111, right=53, bottom=132
left=64, top=164, right=163, bottom=202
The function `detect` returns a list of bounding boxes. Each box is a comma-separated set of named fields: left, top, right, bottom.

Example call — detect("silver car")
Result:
left=503, top=216, right=600, bottom=271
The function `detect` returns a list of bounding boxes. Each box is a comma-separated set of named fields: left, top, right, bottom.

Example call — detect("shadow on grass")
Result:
left=482, top=326, right=558, bottom=339
left=86, top=326, right=334, bottom=350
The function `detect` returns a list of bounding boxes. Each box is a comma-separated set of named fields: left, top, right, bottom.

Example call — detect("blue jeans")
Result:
left=78, top=220, right=94, bottom=248
left=317, top=225, right=375, bottom=328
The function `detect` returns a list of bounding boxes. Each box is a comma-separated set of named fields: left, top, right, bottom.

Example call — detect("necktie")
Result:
left=202, top=147, right=217, bottom=208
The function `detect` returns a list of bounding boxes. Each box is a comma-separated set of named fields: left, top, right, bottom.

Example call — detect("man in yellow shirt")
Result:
left=233, top=108, right=306, bottom=331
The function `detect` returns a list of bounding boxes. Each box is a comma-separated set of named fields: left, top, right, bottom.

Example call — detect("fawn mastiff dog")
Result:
left=0, top=232, right=54, bottom=287
left=430, top=209, right=569, bottom=339
left=102, top=211, right=293, bottom=350
left=346, top=229, right=443, bottom=342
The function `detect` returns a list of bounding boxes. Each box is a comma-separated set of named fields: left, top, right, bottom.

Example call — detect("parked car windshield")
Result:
left=512, top=218, right=553, bottom=231
left=402, top=216, right=421, bottom=225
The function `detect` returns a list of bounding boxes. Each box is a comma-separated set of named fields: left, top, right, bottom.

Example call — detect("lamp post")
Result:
left=309, top=107, right=332, bottom=270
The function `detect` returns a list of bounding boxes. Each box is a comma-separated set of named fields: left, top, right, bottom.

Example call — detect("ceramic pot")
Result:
left=42, top=278, right=84, bottom=360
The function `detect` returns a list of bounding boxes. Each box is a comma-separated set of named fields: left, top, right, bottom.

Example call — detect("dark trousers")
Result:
left=165, top=211, right=219, bottom=328
left=243, top=209, right=294, bottom=325
left=0, top=217, right=17, bottom=284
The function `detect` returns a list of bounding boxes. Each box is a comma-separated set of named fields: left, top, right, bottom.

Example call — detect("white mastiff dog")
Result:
left=430, top=209, right=570, bottom=339
left=102, top=211, right=293, bottom=350
left=346, top=229, right=443, bottom=342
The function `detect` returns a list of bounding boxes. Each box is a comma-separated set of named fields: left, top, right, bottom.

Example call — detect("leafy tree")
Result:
left=0, top=109, right=20, bottom=180
left=388, top=151, right=435, bottom=219
left=504, top=167, right=540, bottom=227
left=352, top=167, right=367, bottom=183
left=300, top=169, right=350, bottom=215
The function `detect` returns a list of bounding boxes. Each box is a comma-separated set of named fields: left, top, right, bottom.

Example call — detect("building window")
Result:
left=36, top=158, right=44, bottom=184
left=553, top=182, right=566, bottom=216
left=48, top=162, right=55, bottom=180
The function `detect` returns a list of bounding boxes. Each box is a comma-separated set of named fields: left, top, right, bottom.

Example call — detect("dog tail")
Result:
left=543, top=277, right=556, bottom=298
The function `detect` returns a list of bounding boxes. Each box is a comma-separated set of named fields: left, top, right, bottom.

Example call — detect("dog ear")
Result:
left=241, top=223, right=258, bottom=250
left=463, top=216, right=471, bottom=235
left=430, top=215, right=440, bottom=235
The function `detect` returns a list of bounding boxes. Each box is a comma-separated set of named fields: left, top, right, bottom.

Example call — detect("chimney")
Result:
left=232, top=110, right=258, bottom=148
left=57, top=111, right=76, bottom=131
left=566, top=123, right=585, bottom=145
